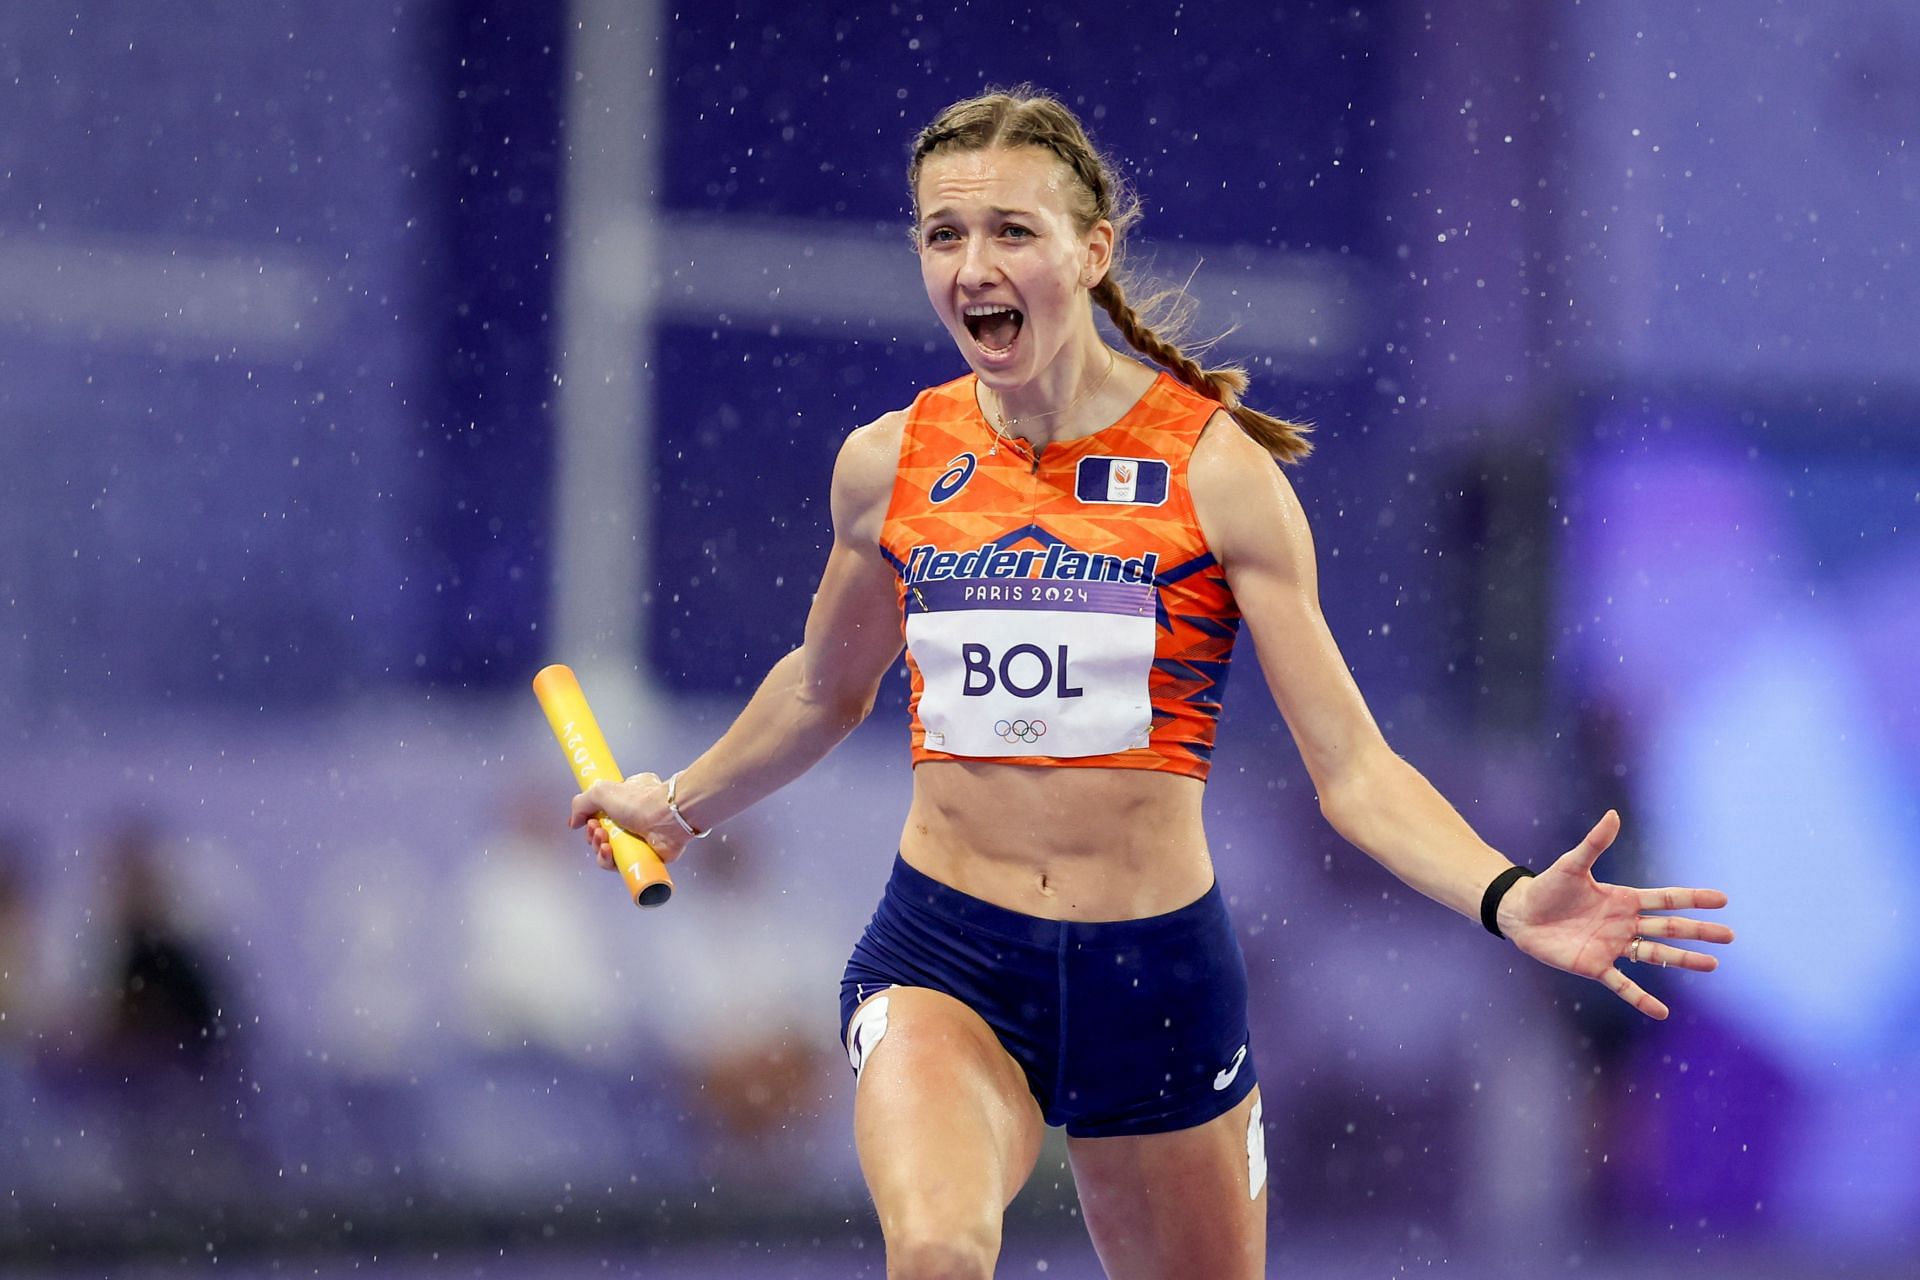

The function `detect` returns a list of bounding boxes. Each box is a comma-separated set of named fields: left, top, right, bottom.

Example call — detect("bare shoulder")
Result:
left=1190, top=411, right=1310, bottom=569
left=830, top=409, right=908, bottom=544
left=836, top=409, right=906, bottom=489
left=1191, top=408, right=1279, bottom=480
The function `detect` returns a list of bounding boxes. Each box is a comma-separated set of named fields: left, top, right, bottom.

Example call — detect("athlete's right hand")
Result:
left=568, top=773, right=692, bottom=869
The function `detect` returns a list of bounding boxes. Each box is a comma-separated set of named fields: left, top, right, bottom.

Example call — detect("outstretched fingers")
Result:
left=1627, top=939, right=1718, bottom=972
left=1635, top=914, right=1736, bottom=946
left=1601, top=965, right=1670, bottom=1020
left=1553, top=825, right=1731, bottom=1019
left=1636, top=886, right=1731, bottom=914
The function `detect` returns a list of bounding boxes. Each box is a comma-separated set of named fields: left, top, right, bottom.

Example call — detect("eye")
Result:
left=924, top=226, right=959, bottom=244
left=1001, top=224, right=1034, bottom=239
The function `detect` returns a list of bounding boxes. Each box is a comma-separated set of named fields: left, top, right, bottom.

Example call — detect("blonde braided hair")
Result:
left=909, top=85, right=1311, bottom=464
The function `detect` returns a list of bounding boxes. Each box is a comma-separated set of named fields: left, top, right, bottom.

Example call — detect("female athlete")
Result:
left=570, top=86, right=1735, bottom=1279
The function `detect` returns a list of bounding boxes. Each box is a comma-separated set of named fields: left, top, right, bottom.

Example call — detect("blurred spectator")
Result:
left=459, top=787, right=630, bottom=1062
left=99, top=822, right=228, bottom=1070
left=636, top=821, right=846, bottom=1185
left=1, top=830, right=47, bottom=1141
left=78, top=818, right=251, bottom=1205
left=416, top=788, right=668, bottom=1197
left=0, top=830, right=42, bottom=1051
left=305, top=833, right=440, bottom=1078
left=0, top=830, right=57, bottom=1237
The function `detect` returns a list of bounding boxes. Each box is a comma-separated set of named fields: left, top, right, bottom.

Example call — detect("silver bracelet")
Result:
left=665, top=770, right=712, bottom=839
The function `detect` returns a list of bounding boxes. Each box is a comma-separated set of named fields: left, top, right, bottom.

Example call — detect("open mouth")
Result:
left=963, top=304, right=1024, bottom=355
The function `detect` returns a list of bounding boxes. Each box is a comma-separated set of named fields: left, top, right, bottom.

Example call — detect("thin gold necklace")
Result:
left=987, top=347, right=1118, bottom=456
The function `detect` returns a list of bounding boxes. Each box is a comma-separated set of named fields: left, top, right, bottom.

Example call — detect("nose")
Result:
left=957, top=234, right=1001, bottom=289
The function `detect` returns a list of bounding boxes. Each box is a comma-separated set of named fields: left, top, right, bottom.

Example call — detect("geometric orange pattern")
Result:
left=880, top=371, right=1242, bottom=780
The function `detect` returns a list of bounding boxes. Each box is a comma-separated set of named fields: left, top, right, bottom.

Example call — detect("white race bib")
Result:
left=906, top=577, right=1156, bottom=758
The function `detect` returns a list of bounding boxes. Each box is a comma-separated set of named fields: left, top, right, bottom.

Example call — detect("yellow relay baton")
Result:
left=532, top=664, right=674, bottom=907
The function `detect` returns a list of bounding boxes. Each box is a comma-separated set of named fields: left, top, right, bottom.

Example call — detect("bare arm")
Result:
left=571, top=412, right=906, bottom=860
left=1189, top=418, right=1512, bottom=916
left=1190, top=417, right=1732, bottom=1017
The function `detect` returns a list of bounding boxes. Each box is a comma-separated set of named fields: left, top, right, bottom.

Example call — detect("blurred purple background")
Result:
left=2, top=1, right=1915, bottom=1276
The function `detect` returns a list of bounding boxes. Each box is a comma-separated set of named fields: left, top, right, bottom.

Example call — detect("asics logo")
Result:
left=1213, top=1043, right=1248, bottom=1091
left=929, top=452, right=977, bottom=504
left=993, top=718, right=1046, bottom=744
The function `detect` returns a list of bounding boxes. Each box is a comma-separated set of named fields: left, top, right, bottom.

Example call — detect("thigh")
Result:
left=850, top=987, right=1048, bottom=1257
left=1066, top=1085, right=1268, bottom=1280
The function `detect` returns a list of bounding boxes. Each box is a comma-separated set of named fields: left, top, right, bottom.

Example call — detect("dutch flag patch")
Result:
left=1075, top=455, right=1169, bottom=506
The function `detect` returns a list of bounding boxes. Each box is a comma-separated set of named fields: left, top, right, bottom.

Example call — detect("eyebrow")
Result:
left=919, top=206, right=1037, bottom=225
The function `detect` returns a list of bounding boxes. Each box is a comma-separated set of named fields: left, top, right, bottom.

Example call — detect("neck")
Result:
left=984, top=342, right=1119, bottom=446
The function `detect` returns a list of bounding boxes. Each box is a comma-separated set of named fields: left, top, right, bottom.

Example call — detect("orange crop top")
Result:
left=878, top=371, right=1242, bottom=781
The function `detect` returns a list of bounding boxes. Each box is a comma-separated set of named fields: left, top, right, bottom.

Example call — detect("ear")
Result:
left=1082, top=219, right=1115, bottom=288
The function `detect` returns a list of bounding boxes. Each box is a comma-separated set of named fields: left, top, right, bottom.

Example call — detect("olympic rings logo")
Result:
left=994, top=719, right=1047, bottom=744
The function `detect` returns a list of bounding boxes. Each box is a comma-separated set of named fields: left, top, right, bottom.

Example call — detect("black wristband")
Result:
left=1480, top=866, right=1535, bottom=938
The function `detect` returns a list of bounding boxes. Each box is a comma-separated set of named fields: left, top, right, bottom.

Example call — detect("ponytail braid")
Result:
left=910, top=84, right=1314, bottom=465
left=1091, top=277, right=1312, bottom=464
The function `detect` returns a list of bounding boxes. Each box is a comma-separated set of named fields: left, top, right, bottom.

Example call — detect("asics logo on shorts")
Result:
left=994, top=718, right=1046, bottom=744
left=1213, top=1042, right=1248, bottom=1091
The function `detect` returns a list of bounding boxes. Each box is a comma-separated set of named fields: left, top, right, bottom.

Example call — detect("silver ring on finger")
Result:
left=1627, top=936, right=1644, bottom=964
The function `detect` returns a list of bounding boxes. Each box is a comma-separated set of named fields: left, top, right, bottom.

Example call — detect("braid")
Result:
left=911, top=85, right=1313, bottom=464
left=1092, top=278, right=1313, bottom=464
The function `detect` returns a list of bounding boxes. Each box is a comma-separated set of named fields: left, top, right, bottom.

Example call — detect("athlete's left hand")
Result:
left=1497, top=810, right=1734, bottom=1019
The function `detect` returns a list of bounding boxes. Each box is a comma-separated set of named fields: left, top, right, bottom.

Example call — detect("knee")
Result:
left=884, top=1216, right=1000, bottom=1280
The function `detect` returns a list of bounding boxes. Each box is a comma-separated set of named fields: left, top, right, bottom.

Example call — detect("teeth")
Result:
left=964, top=304, right=1017, bottom=317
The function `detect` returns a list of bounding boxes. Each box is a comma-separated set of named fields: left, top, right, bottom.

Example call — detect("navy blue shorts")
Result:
left=839, top=855, right=1257, bottom=1138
